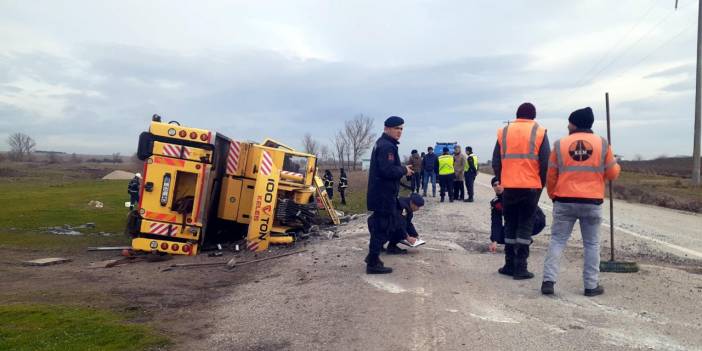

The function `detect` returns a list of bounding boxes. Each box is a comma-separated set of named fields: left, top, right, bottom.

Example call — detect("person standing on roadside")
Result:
left=338, top=168, right=348, bottom=205
left=366, top=116, right=413, bottom=274
left=323, top=169, right=334, bottom=200
left=453, top=145, right=466, bottom=201
left=541, top=107, right=620, bottom=297
left=492, top=102, right=550, bottom=280
left=464, top=146, right=478, bottom=202
left=409, top=149, right=422, bottom=193
left=437, top=147, right=454, bottom=202
left=422, top=147, right=438, bottom=197
left=128, top=173, right=142, bottom=210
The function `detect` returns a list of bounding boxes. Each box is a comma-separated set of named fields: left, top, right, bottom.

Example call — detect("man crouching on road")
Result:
left=541, top=107, right=620, bottom=297
left=385, top=193, right=425, bottom=254
left=366, top=116, right=414, bottom=274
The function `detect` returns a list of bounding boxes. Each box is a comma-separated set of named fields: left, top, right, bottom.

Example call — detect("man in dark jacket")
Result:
left=127, top=173, right=141, bottom=210
left=385, top=193, right=424, bottom=254
left=464, top=146, right=478, bottom=202
left=366, top=116, right=413, bottom=274
left=421, top=147, right=438, bottom=197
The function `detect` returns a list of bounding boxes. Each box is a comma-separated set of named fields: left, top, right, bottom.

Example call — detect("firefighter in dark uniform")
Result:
left=127, top=173, right=141, bottom=210
left=338, top=168, right=348, bottom=205
left=366, top=116, right=413, bottom=274
left=323, top=169, right=334, bottom=200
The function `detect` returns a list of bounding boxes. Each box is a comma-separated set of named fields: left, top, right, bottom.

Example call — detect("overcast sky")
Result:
left=0, top=0, right=698, bottom=160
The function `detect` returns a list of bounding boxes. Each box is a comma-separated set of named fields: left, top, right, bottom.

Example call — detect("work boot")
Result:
left=498, top=244, right=515, bottom=276
left=366, top=255, right=392, bottom=274
left=541, top=281, right=555, bottom=295
left=386, top=244, right=407, bottom=255
left=513, top=244, right=535, bottom=280
left=466, top=197, right=474, bottom=202
left=440, top=196, right=445, bottom=203
left=584, top=285, right=605, bottom=297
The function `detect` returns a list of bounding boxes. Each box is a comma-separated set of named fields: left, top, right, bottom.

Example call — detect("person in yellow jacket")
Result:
left=541, top=107, right=620, bottom=297
left=492, top=102, right=550, bottom=280
left=437, top=147, right=455, bottom=202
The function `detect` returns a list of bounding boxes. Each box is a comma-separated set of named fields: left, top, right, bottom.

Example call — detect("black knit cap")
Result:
left=384, top=116, right=404, bottom=127
left=516, top=102, right=536, bottom=119
left=410, top=193, right=424, bottom=207
left=491, top=176, right=499, bottom=186
left=568, top=107, right=595, bottom=129
left=568, top=107, right=594, bottom=129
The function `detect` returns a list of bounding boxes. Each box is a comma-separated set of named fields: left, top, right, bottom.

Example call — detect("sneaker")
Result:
left=584, top=285, right=604, bottom=297
left=386, top=245, right=408, bottom=255
left=497, top=265, right=513, bottom=276
left=541, top=281, right=555, bottom=295
left=513, top=271, right=535, bottom=280
left=366, top=263, right=393, bottom=274
left=400, top=238, right=426, bottom=247
left=467, top=198, right=474, bottom=202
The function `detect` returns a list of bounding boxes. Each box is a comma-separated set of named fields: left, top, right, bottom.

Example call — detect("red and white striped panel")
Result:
left=280, top=170, right=303, bottom=178
left=149, top=222, right=179, bottom=236
left=163, top=144, right=191, bottom=159
left=247, top=240, right=260, bottom=252
left=260, top=150, right=273, bottom=176
left=226, top=141, right=241, bottom=174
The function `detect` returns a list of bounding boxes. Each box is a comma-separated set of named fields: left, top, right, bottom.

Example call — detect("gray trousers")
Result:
left=543, top=202, right=602, bottom=289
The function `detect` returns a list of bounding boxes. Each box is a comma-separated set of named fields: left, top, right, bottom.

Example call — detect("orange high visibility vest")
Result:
left=496, top=119, right=547, bottom=188
left=547, top=132, right=620, bottom=200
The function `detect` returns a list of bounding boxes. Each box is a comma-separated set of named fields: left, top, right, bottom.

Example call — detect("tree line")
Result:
left=301, top=114, right=376, bottom=170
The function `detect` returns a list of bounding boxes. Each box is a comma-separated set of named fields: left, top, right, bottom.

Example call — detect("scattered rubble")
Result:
left=88, top=200, right=104, bottom=208
left=23, top=257, right=72, bottom=266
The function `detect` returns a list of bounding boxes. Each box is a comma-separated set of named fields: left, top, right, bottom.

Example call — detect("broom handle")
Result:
left=606, top=92, right=615, bottom=262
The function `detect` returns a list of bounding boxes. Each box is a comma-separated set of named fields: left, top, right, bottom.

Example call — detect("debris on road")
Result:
left=46, top=225, right=82, bottom=235
left=88, top=200, right=104, bottom=208
left=23, top=257, right=72, bottom=266
left=161, top=249, right=308, bottom=272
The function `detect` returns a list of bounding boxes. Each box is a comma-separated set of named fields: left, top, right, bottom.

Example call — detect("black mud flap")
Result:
left=137, top=132, right=154, bottom=160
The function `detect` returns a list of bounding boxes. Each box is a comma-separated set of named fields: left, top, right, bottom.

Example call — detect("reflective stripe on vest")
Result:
left=501, top=123, right=540, bottom=160
left=438, top=155, right=454, bottom=175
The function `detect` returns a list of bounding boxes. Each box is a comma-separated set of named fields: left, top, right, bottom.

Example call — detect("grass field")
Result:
left=0, top=178, right=131, bottom=251
left=0, top=304, right=169, bottom=351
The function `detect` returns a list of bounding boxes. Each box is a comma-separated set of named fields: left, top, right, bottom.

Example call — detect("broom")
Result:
left=600, top=92, right=639, bottom=273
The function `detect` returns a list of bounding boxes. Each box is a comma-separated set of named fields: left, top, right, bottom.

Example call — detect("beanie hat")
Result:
left=384, top=116, right=404, bottom=127
left=490, top=176, right=499, bottom=186
left=568, top=107, right=594, bottom=129
left=516, top=102, right=536, bottom=119
left=409, top=193, right=424, bottom=207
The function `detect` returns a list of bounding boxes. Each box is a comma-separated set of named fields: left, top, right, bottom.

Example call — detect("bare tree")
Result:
left=302, top=133, right=319, bottom=156
left=111, top=152, right=122, bottom=164
left=331, top=131, right=349, bottom=169
left=8, top=132, right=36, bottom=161
left=343, top=114, right=376, bottom=170
left=319, top=144, right=331, bottom=164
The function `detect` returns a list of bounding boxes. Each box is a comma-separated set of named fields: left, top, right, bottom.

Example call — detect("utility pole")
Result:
left=693, top=0, right=702, bottom=185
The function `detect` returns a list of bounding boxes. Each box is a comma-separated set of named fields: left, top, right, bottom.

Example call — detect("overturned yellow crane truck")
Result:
left=126, top=114, right=338, bottom=256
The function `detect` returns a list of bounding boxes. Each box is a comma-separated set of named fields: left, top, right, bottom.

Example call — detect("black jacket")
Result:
left=395, top=197, right=419, bottom=237
left=421, top=152, right=438, bottom=173
left=367, top=133, right=405, bottom=214
left=490, top=194, right=546, bottom=244
left=127, top=177, right=140, bottom=195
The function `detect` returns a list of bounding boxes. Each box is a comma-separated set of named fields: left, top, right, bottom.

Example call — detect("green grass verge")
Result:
left=0, top=304, right=169, bottom=351
left=0, top=179, right=131, bottom=251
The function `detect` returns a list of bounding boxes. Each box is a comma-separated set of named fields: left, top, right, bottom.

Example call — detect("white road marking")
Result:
left=476, top=180, right=702, bottom=259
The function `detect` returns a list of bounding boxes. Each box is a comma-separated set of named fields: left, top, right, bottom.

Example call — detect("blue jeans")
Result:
left=422, top=171, right=436, bottom=195
left=543, top=202, right=603, bottom=289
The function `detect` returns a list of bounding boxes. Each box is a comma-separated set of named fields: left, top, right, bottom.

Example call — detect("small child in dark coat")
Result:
left=489, top=176, right=546, bottom=253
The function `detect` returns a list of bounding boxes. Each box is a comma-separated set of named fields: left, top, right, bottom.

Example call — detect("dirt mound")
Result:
left=102, top=170, right=136, bottom=180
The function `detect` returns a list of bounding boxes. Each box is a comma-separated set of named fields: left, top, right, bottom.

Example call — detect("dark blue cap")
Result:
left=384, top=116, right=404, bottom=127
left=409, top=193, right=424, bottom=207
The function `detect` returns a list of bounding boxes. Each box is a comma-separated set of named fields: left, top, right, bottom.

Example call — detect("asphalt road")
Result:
left=184, top=173, right=702, bottom=351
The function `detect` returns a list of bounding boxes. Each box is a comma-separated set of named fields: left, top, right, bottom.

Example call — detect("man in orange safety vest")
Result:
left=541, top=107, right=620, bottom=297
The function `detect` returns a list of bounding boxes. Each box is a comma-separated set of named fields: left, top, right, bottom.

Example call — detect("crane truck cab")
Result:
left=127, top=115, right=327, bottom=256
